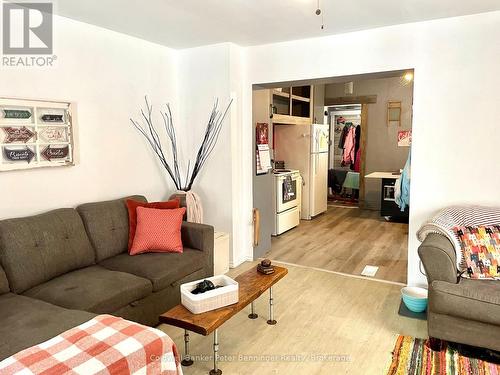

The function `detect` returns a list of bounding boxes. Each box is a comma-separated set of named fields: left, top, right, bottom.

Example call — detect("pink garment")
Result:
left=354, top=148, right=361, bottom=172
left=342, top=127, right=356, bottom=164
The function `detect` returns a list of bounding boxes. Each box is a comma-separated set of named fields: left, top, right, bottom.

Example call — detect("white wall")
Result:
left=0, top=16, right=179, bottom=218
left=176, top=43, right=240, bottom=263
left=237, top=11, right=500, bottom=286
left=0, top=18, right=241, bottom=266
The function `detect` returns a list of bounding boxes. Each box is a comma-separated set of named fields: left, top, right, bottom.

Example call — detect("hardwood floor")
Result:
left=266, top=206, right=408, bottom=284
left=159, top=262, right=426, bottom=375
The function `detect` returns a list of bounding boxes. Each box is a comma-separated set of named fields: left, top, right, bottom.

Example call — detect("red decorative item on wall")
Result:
left=256, top=122, right=269, bottom=145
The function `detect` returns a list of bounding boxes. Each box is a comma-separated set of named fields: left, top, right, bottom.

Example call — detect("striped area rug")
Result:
left=387, top=336, right=500, bottom=375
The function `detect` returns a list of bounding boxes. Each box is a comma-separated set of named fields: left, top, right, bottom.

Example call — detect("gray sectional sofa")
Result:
left=0, top=195, right=214, bottom=360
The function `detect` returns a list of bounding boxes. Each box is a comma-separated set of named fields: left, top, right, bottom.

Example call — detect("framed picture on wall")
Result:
left=256, top=122, right=270, bottom=175
left=398, top=130, right=412, bottom=147
left=387, top=101, right=401, bottom=126
left=0, top=97, right=77, bottom=172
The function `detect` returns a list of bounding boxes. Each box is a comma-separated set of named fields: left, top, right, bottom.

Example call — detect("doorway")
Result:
left=252, top=70, right=414, bottom=284
left=327, top=104, right=362, bottom=207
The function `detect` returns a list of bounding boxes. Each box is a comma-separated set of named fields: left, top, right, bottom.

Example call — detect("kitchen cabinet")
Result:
left=271, top=86, right=313, bottom=125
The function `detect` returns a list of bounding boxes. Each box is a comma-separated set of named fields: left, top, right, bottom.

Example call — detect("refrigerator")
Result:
left=309, top=124, right=329, bottom=218
left=274, top=123, right=329, bottom=220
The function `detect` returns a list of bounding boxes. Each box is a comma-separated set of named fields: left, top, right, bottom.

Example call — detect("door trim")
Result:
left=359, top=104, right=369, bottom=208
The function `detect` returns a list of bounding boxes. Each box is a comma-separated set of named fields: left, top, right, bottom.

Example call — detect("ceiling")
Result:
left=52, top=0, right=500, bottom=49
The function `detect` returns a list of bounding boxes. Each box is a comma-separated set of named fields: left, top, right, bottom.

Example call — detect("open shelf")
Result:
left=292, top=86, right=311, bottom=98
left=273, top=114, right=311, bottom=126
left=273, top=95, right=290, bottom=115
left=291, top=94, right=310, bottom=103
left=272, top=89, right=290, bottom=99
left=272, top=85, right=312, bottom=125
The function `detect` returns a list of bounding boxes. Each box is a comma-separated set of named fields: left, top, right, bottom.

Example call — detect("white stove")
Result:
left=272, top=169, right=301, bottom=236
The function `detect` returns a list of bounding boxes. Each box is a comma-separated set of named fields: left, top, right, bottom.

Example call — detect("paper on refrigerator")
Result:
left=257, top=144, right=271, bottom=170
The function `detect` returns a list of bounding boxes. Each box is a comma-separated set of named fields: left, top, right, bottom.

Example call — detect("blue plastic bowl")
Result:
left=401, top=287, right=428, bottom=313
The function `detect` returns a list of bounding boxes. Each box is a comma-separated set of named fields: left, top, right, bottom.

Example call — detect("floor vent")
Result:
left=361, top=265, right=379, bottom=277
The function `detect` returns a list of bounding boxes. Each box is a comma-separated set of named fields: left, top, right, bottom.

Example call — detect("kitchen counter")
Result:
left=364, top=171, right=400, bottom=180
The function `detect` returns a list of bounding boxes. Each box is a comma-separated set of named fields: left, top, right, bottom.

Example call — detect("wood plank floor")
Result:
left=159, top=262, right=426, bottom=375
left=266, top=207, right=408, bottom=284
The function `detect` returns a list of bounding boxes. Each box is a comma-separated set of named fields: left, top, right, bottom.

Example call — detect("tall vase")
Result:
left=169, top=190, right=203, bottom=224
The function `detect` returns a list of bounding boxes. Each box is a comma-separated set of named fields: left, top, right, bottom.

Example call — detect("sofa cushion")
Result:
left=126, top=198, right=180, bottom=250
left=0, top=293, right=95, bottom=360
left=130, top=207, right=186, bottom=255
left=99, top=248, right=205, bottom=292
left=0, top=265, right=9, bottom=295
left=431, top=278, right=500, bottom=326
left=0, top=208, right=96, bottom=293
left=23, top=265, right=153, bottom=314
left=77, top=195, right=147, bottom=262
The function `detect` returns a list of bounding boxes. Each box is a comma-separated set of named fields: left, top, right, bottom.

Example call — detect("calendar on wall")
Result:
left=0, top=98, right=76, bottom=171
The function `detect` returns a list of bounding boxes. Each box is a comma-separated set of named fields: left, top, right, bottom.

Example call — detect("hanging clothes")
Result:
left=342, top=126, right=356, bottom=165
left=354, top=148, right=361, bottom=172
left=338, top=124, right=349, bottom=149
left=395, top=149, right=411, bottom=211
left=329, top=169, right=348, bottom=193
left=351, top=125, right=361, bottom=170
left=354, top=125, right=361, bottom=155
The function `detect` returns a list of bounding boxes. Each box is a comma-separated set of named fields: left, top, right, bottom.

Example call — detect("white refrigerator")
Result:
left=274, top=123, right=329, bottom=220
left=309, top=124, right=329, bottom=218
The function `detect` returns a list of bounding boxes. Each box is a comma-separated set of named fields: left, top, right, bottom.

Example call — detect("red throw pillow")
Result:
left=126, top=198, right=180, bottom=250
left=130, top=207, right=186, bottom=255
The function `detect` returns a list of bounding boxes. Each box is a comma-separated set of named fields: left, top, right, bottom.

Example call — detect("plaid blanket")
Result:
left=0, top=315, right=182, bottom=375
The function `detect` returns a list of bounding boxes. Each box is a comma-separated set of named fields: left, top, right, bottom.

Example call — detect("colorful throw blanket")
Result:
left=417, top=205, right=500, bottom=268
left=454, top=225, right=500, bottom=279
left=0, top=315, right=182, bottom=375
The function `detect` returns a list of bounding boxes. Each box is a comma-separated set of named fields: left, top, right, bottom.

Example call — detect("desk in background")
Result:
left=365, top=172, right=409, bottom=220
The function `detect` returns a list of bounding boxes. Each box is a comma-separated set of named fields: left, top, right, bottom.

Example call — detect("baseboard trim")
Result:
left=229, top=255, right=253, bottom=269
left=263, top=259, right=407, bottom=287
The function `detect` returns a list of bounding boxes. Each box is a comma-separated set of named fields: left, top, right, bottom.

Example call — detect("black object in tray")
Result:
left=191, top=279, right=223, bottom=294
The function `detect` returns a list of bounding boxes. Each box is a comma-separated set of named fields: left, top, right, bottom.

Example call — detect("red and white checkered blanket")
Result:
left=0, top=315, right=183, bottom=375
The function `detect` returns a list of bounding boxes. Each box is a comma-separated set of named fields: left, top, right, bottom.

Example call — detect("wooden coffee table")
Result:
left=160, top=265, right=288, bottom=375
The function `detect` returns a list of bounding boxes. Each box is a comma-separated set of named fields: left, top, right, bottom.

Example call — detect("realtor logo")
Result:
left=2, top=2, right=53, bottom=54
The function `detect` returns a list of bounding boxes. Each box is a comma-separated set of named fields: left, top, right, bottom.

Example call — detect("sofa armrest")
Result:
left=418, top=233, right=458, bottom=284
left=181, top=222, right=214, bottom=276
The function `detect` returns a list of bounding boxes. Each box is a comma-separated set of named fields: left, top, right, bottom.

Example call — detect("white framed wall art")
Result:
left=0, top=97, right=77, bottom=172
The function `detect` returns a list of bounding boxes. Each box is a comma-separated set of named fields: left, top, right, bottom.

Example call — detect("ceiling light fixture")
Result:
left=399, top=71, right=414, bottom=86
left=400, top=71, right=414, bottom=86
left=316, top=0, right=324, bottom=30
left=404, top=72, right=413, bottom=82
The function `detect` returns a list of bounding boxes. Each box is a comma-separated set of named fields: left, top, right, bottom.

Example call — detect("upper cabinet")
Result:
left=272, top=85, right=313, bottom=126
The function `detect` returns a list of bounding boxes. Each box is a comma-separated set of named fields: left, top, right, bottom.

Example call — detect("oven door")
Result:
left=277, top=175, right=298, bottom=212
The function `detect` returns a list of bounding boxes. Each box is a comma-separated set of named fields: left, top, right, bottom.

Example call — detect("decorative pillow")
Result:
left=130, top=207, right=186, bottom=255
left=126, top=198, right=180, bottom=250
left=453, top=225, right=500, bottom=280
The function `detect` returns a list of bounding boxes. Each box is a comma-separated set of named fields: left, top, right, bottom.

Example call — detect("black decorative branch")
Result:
left=130, top=96, right=232, bottom=191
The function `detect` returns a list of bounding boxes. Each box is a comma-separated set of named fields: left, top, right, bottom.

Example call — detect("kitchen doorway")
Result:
left=252, top=70, right=413, bottom=284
